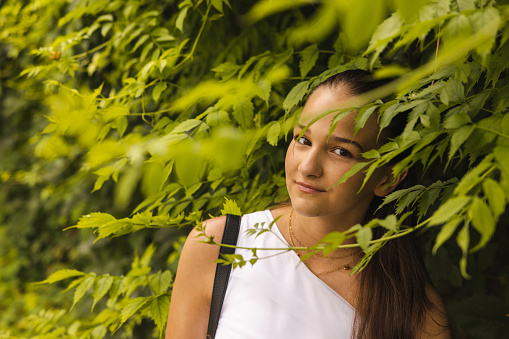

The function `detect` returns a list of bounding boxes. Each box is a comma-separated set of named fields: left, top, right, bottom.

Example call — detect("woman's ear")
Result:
left=374, top=168, right=408, bottom=197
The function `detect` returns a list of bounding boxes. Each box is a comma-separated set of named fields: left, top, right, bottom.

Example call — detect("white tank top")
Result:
left=215, top=210, right=356, bottom=339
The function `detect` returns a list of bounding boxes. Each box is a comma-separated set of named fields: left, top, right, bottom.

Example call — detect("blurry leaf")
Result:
left=378, top=215, right=398, bottom=231
left=72, top=275, right=95, bottom=309
left=344, top=0, right=385, bottom=51
left=394, top=0, right=431, bottom=22
left=356, top=227, right=372, bottom=251
left=482, top=178, right=506, bottom=217
left=176, top=6, right=189, bottom=32
left=92, top=275, right=113, bottom=311
left=212, top=62, right=240, bottom=80
left=429, top=196, right=471, bottom=225
left=101, top=104, right=129, bottom=122
left=299, top=44, right=319, bottom=78
left=468, top=7, right=501, bottom=64
left=419, top=0, right=452, bottom=21
left=433, top=217, right=462, bottom=254
left=246, top=0, right=313, bottom=23
left=233, top=99, right=254, bottom=128
left=456, top=222, right=471, bottom=278
left=267, top=122, right=281, bottom=146
left=37, top=269, right=85, bottom=285
left=283, top=81, right=309, bottom=113
left=172, top=119, right=203, bottom=134
left=206, top=110, right=230, bottom=126
left=468, top=197, right=495, bottom=251
left=153, top=83, right=167, bottom=103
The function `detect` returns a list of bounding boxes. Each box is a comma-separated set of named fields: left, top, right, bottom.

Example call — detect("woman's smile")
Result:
left=295, top=181, right=326, bottom=193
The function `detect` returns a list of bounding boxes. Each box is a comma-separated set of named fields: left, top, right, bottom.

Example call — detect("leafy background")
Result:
left=0, top=0, right=508, bottom=338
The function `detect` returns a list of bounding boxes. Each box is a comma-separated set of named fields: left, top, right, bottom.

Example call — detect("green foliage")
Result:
left=1, top=0, right=509, bottom=338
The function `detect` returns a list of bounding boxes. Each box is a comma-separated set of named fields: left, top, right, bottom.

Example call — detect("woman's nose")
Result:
left=298, top=149, right=323, bottom=177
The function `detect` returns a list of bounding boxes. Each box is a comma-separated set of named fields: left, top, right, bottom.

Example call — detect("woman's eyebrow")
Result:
left=297, top=123, right=365, bottom=153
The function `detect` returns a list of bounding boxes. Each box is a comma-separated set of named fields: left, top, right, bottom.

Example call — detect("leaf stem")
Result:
left=475, top=125, right=509, bottom=140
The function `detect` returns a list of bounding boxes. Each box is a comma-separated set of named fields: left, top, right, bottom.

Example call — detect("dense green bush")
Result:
left=1, top=0, right=508, bottom=338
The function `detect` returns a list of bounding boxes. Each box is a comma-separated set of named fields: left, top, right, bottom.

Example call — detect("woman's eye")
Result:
left=295, top=135, right=310, bottom=146
left=333, top=147, right=353, bottom=158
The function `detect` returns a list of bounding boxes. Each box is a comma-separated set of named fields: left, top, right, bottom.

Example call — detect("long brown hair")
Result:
left=315, top=70, right=440, bottom=338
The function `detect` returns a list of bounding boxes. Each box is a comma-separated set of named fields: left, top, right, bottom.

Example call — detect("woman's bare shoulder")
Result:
left=418, top=286, right=451, bottom=339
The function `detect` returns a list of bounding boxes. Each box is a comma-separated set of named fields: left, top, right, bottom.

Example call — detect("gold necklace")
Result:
left=288, top=208, right=360, bottom=275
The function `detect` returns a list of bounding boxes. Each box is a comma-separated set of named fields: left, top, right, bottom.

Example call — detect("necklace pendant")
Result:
left=341, top=264, right=350, bottom=270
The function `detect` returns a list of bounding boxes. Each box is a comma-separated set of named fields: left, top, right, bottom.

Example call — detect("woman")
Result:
left=166, top=70, right=450, bottom=338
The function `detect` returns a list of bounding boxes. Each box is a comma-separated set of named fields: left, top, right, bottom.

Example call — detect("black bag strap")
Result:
left=207, top=214, right=242, bottom=339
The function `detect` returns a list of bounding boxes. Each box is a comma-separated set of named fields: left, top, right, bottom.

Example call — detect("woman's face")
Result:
left=285, top=85, right=391, bottom=222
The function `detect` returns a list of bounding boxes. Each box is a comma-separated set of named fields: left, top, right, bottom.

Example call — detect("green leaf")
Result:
left=419, top=0, right=452, bottom=21
left=151, top=294, right=170, bottom=337
left=482, top=178, right=506, bottom=217
left=121, top=297, right=151, bottom=324
left=394, top=0, right=431, bottom=23
left=176, top=6, right=189, bottom=32
left=152, top=83, right=167, bottom=103
left=232, top=99, right=254, bottom=128
left=429, top=196, right=471, bottom=225
left=356, top=227, right=372, bottom=251
left=72, top=275, right=95, bottom=309
left=449, top=124, right=474, bottom=160
left=332, top=162, right=371, bottom=187
left=442, top=113, right=471, bottom=129
left=267, top=122, right=281, bottom=146
left=212, top=62, right=241, bottom=81
left=148, top=271, right=173, bottom=294
left=469, top=7, right=501, bottom=64
left=366, top=12, right=403, bottom=63
left=468, top=197, right=495, bottom=252
left=299, top=44, right=319, bottom=78
left=417, top=183, right=442, bottom=220
left=282, top=81, right=309, bottom=113
left=67, top=212, right=117, bottom=230
left=343, top=0, right=385, bottom=51
left=378, top=215, right=398, bottom=231
left=37, top=269, right=85, bottom=285
left=172, top=119, right=203, bottom=134
left=320, top=231, right=346, bottom=257
left=221, top=198, right=241, bottom=216
left=456, top=222, right=471, bottom=279
left=131, top=34, right=150, bottom=53
left=454, top=155, right=494, bottom=195
left=432, top=217, right=462, bottom=254
left=354, top=105, right=378, bottom=134
left=206, top=110, right=230, bottom=126
left=92, top=275, right=114, bottom=311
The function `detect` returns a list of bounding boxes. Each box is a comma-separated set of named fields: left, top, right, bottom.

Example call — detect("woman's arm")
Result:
left=165, top=216, right=227, bottom=339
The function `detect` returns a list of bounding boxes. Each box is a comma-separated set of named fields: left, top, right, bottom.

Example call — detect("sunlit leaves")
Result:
left=8, top=0, right=509, bottom=336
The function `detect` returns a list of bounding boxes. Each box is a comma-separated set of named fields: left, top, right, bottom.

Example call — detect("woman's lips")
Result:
left=296, top=181, right=326, bottom=193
